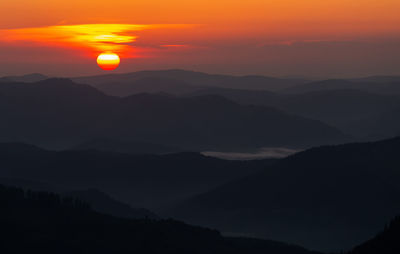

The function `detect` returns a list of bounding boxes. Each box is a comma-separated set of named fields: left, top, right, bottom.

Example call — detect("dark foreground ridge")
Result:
left=168, top=136, right=400, bottom=251
left=349, top=216, right=400, bottom=254
left=0, top=184, right=320, bottom=254
left=0, top=142, right=272, bottom=208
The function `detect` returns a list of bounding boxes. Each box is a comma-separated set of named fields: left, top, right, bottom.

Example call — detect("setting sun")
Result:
left=97, top=52, right=120, bottom=70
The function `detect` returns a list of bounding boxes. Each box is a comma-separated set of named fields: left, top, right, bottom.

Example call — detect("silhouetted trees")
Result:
left=0, top=184, right=320, bottom=254
left=349, top=216, right=400, bottom=254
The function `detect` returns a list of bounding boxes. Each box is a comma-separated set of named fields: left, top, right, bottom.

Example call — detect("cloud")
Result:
left=202, top=147, right=300, bottom=160
left=0, top=24, right=192, bottom=57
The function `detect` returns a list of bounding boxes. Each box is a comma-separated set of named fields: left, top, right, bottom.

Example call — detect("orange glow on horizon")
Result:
left=1, top=1, right=400, bottom=77
left=0, top=24, right=193, bottom=59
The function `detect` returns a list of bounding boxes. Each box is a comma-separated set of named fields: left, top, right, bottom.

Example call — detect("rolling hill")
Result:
left=0, top=184, right=321, bottom=254
left=348, top=216, right=400, bottom=254
left=0, top=78, right=348, bottom=150
left=0, top=143, right=273, bottom=208
left=72, top=69, right=307, bottom=95
left=283, top=79, right=400, bottom=95
left=0, top=177, right=158, bottom=220
left=65, top=189, right=159, bottom=219
left=86, top=76, right=201, bottom=96
left=72, top=138, right=183, bottom=154
left=0, top=73, right=48, bottom=83
left=188, top=87, right=400, bottom=139
left=168, top=137, right=400, bottom=252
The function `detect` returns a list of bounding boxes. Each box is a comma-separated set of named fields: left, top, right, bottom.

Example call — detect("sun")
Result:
left=97, top=52, right=120, bottom=70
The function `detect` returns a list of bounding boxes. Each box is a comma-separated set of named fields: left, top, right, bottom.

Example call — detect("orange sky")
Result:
left=0, top=0, right=399, bottom=77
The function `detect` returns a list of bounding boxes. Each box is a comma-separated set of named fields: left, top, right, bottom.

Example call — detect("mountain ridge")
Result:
left=0, top=183, right=322, bottom=254
left=0, top=78, right=349, bottom=150
left=168, top=136, right=400, bottom=252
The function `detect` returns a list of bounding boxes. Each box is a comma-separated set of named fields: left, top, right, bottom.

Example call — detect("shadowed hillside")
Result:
left=0, top=78, right=348, bottom=150
left=0, top=178, right=159, bottom=220
left=72, top=138, right=183, bottom=154
left=189, top=87, right=400, bottom=139
left=0, top=143, right=274, bottom=208
left=348, top=216, right=400, bottom=254
left=86, top=76, right=200, bottom=96
left=73, top=69, right=307, bottom=93
left=168, top=137, right=400, bottom=252
left=0, top=184, right=321, bottom=254
left=0, top=73, right=48, bottom=83
left=65, top=189, right=159, bottom=219
left=283, top=79, right=400, bottom=95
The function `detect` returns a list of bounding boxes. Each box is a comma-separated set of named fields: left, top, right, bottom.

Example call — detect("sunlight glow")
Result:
left=97, top=52, right=120, bottom=70
left=0, top=24, right=191, bottom=57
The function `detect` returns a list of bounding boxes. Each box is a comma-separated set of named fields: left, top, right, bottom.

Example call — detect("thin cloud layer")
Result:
left=0, top=24, right=192, bottom=57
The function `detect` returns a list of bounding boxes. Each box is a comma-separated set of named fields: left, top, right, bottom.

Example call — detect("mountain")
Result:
left=90, top=77, right=201, bottom=96
left=0, top=79, right=348, bottom=150
left=0, top=184, right=321, bottom=254
left=269, top=89, right=400, bottom=138
left=167, top=137, right=400, bottom=252
left=188, top=88, right=400, bottom=139
left=362, top=106, right=400, bottom=140
left=0, top=143, right=272, bottom=208
left=188, top=87, right=278, bottom=106
left=114, top=93, right=348, bottom=150
left=0, top=177, right=56, bottom=192
left=0, top=73, right=48, bottom=83
left=0, top=78, right=115, bottom=148
left=72, top=138, right=183, bottom=154
left=283, top=79, right=400, bottom=95
left=72, top=69, right=307, bottom=96
left=348, top=216, right=400, bottom=254
left=65, top=189, right=159, bottom=219
left=283, top=79, right=360, bottom=93
left=0, top=177, right=158, bottom=220
left=352, top=75, right=400, bottom=83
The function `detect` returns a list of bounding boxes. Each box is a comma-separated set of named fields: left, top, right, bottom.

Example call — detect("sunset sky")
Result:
left=1, top=0, right=399, bottom=77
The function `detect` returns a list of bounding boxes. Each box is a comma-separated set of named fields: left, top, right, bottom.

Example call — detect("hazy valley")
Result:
left=1, top=70, right=400, bottom=254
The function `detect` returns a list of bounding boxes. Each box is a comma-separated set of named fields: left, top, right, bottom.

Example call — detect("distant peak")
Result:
left=0, top=142, right=46, bottom=153
left=37, top=77, right=73, bottom=83
left=22, top=73, right=47, bottom=78
left=1, top=73, right=48, bottom=83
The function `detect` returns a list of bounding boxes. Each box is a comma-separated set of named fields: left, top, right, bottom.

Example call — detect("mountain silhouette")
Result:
left=348, top=216, right=400, bottom=254
left=362, top=106, right=400, bottom=140
left=65, top=189, right=159, bottom=219
left=73, top=69, right=307, bottom=95
left=72, top=138, right=183, bottom=154
left=0, top=184, right=321, bottom=254
left=284, top=79, right=400, bottom=95
left=0, top=79, right=348, bottom=150
left=72, top=70, right=400, bottom=97
left=168, top=137, right=400, bottom=252
left=0, top=142, right=273, bottom=208
left=351, top=75, right=400, bottom=83
left=272, top=89, right=399, bottom=138
left=0, top=177, right=56, bottom=192
left=0, top=73, right=48, bottom=83
left=0, top=177, right=158, bottom=220
left=189, top=87, right=400, bottom=139
left=90, top=76, right=201, bottom=96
